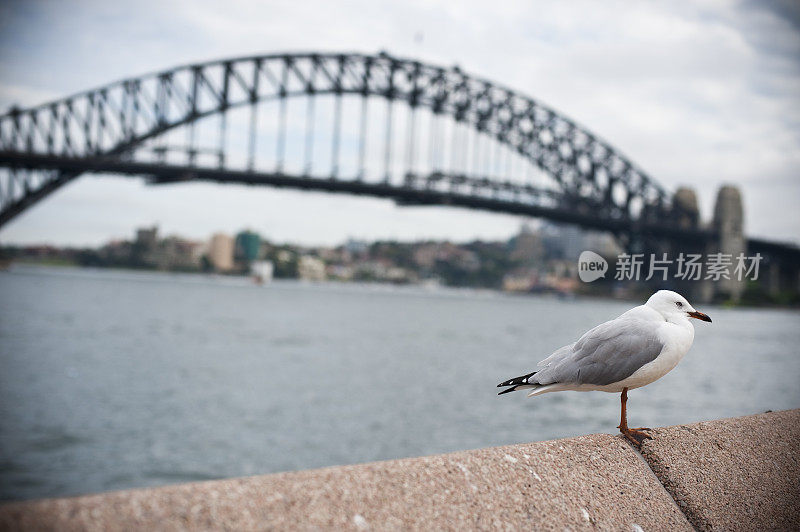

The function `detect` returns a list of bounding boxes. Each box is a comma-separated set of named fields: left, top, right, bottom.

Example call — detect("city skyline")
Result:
left=1, top=1, right=798, bottom=246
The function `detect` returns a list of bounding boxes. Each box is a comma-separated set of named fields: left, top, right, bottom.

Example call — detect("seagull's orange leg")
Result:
left=618, top=387, right=652, bottom=445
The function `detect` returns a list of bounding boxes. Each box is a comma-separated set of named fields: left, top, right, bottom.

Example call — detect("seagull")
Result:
left=497, top=290, right=711, bottom=444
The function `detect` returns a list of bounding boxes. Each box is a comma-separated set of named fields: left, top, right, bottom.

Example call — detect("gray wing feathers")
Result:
left=533, top=318, right=665, bottom=386
left=536, top=343, right=575, bottom=368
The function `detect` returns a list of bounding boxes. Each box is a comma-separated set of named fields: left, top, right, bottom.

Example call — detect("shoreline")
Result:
left=4, top=261, right=799, bottom=310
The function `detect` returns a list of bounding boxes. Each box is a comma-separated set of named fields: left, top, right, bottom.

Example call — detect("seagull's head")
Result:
left=646, top=290, right=712, bottom=323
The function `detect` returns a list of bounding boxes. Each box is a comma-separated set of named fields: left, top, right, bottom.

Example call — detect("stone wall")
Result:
left=1, top=410, right=798, bottom=531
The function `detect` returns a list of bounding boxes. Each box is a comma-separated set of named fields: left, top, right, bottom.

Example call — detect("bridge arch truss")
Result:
left=0, top=52, right=670, bottom=233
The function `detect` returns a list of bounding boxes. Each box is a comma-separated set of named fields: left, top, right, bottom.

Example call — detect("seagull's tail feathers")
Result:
left=526, top=383, right=560, bottom=397
left=497, top=371, right=538, bottom=395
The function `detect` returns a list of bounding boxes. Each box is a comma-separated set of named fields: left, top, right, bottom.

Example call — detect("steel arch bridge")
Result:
left=0, top=51, right=694, bottom=240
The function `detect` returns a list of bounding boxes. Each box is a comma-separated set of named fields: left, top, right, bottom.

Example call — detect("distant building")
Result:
left=503, top=270, right=537, bottom=292
left=327, top=264, right=355, bottom=281
left=136, top=226, right=158, bottom=250
left=133, top=225, right=159, bottom=266
left=209, top=233, right=234, bottom=271
left=319, top=246, right=350, bottom=263
left=276, top=249, right=294, bottom=263
left=548, top=259, right=578, bottom=279
left=385, top=266, right=414, bottom=283
left=413, top=243, right=439, bottom=269
left=235, top=230, right=261, bottom=262
left=453, top=249, right=480, bottom=272
left=355, top=260, right=384, bottom=280
left=250, top=260, right=274, bottom=283
left=344, top=239, right=368, bottom=256
left=101, top=239, right=133, bottom=265
left=191, top=241, right=208, bottom=265
left=544, top=273, right=579, bottom=294
left=557, top=225, right=585, bottom=261
left=583, top=231, right=622, bottom=259
left=298, top=255, right=326, bottom=281
left=161, top=237, right=203, bottom=271
left=540, top=223, right=587, bottom=260
left=510, top=223, right=544, bottom=265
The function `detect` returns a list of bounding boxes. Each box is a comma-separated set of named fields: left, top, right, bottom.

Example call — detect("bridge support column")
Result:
left=708, top=185, right=745, bottom=303
left=670, top=187, right=710, bottom=303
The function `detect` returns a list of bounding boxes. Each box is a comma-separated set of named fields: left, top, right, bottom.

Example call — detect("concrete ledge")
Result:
left=1, top=410, right=797, bottom=531
left=1, top=434, right=690, bottom=531
left=640, top=409, right=800, bottom=532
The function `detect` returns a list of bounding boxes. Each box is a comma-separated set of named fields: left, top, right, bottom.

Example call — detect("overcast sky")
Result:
left=1, top=0, right=798, bottom=246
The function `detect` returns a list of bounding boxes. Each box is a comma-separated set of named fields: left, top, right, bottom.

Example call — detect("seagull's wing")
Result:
left=536, top=342, right=576, bottom=368
left=535, top=305, right=659, bottom=370
left=534, top=317, right=665, bottom=386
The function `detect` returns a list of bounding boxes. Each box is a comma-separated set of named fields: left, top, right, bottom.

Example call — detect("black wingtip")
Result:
left=497, top=370, right=537, bottom=388
left=497, top=386, right=518, bottom=395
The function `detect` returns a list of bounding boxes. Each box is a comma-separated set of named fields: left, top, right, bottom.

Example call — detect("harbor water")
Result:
left=1, top=265, right=799, bottom=501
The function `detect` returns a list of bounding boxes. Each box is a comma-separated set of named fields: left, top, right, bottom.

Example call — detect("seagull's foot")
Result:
left=619, top=427, right=652, bottom=446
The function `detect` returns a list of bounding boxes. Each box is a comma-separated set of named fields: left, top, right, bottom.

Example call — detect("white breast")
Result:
left=610, top=320, right=695, bottom=391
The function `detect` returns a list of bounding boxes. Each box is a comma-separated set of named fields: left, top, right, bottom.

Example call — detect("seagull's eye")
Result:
left=676, top=302, right=683, bottom=308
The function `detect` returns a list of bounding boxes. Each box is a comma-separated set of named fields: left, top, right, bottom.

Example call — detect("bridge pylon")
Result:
left=674, top=185, right=745, bottom=304
left=707, top=185, right=745, bottom=302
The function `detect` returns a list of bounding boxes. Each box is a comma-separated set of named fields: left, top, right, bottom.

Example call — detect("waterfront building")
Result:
left=235, top=230, right=262, bottom=262
left=209, top=233, right=234, bottom=272
left=298, top=255, right=326, bottom=281
left=510, top=223, right=544, bottom=266
left=132, top=225, right=159, bottom=266
left=250, top=260, right=274, bottom=283
left=161, top=237, right=203, bottom=271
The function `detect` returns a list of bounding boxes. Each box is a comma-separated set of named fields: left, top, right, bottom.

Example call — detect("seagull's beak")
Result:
left=687, top=310, right=712, bottom=322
